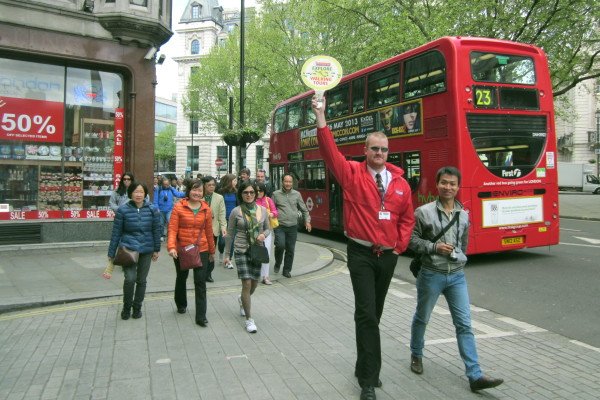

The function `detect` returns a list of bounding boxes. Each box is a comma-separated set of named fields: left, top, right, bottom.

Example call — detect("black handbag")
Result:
left=242, top=208, right=270, bottom=265
left=248, top=243, right=269, bottom=264
left=410, top=211, right=460, bottom=278
left=113, top=246, right=139, bottom=267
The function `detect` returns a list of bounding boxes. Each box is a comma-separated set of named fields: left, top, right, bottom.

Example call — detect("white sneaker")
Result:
left=226, top=261, right=234, bottom=269
left=238, top=295, right=245, bottom=317
left=245, top=318, right=257, bottom=333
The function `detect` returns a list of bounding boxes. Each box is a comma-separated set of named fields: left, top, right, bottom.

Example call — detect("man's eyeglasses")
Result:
left=369, top=146, right=389, bottom=153
left=242, top=190, right=255, bottom=195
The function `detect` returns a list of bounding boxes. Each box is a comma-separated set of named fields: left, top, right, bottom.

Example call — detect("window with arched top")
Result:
left=191, top=40, right=200, bottom=55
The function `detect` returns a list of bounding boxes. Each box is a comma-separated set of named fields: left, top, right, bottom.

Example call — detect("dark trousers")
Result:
left=173, top=252, right=209, bottom=321
left=347, top=240, right=398, bottom=388
left=122, top=252, right=152, bottom=310
left=206, top=235, right=218, bottom=278
left=274, top=225, right=298, bottom=273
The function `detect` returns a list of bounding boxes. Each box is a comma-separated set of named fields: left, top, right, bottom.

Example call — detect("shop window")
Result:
left=0, top=57, right=123, bottom=219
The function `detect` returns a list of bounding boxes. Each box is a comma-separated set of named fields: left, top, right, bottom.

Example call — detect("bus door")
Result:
left=329, top=171, right=343, bottom=232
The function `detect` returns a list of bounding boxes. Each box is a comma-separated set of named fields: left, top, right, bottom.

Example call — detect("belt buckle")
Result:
left=372, top=245, right=383, bottom=257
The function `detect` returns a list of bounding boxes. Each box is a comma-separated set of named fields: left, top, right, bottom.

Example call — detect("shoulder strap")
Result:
left=429, top=211, right=460, bottom=243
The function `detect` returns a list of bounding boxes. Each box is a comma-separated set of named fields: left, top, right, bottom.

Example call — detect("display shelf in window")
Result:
left=38, top=166, right=83, bottom=211
left=81, top=118, right=115, bottom=210
left=0, top=165, right=39, bottom=211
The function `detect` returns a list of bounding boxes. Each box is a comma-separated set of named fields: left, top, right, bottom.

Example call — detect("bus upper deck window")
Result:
left=403, top=51, right=446, bottom=99
left=471, top=52, right=535, bottom=85
left=367, top=64, right=400, bottom=109
left=273, top=107, right=287, bottom=133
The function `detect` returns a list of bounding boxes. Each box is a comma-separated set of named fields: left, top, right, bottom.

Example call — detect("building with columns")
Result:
left=172, top=0, right=267, bottom=179
left=555, top=80, right=600, bottom=174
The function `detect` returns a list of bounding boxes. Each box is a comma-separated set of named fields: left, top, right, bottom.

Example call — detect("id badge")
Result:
left=378, top=211, right=391, bottom=220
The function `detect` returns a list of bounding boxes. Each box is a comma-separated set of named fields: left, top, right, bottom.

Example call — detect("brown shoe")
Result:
left=410, top=355, right=423, bottom=374
left=470, top=375, right=504, bottom=392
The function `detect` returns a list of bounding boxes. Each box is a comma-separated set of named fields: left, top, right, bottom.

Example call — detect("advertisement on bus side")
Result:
left=299, top=99, right=423, bottom=150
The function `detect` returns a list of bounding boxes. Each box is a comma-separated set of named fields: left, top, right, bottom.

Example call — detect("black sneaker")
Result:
left=274, top=266, right=280, bottom=274
left=121, top=307, right=131, bottom=320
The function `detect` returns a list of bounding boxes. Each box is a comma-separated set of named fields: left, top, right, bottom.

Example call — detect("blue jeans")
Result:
left=122, top=252, right=152, bottom=310
left=410, top=269, right=482, bottom=381
left=160, top=210, right=171, bottom=237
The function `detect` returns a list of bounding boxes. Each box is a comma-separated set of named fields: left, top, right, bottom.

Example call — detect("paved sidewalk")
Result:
left=0, top=241, right=332, bottom=313
left=1, top=258, right=600, bottom=400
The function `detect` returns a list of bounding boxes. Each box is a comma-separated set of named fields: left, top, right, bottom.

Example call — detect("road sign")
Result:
left=215, top=158, right=224, bottom=167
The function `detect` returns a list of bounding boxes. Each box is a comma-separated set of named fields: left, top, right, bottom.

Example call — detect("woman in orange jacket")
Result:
left=168, top=179, right=215, bottom=327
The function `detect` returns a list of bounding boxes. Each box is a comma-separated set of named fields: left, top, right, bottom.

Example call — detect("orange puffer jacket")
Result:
left=168, top=199, right=215, bottom=254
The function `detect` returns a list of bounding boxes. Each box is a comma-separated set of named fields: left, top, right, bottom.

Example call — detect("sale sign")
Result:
left=113, top=108, right=125, bottom=189
left=0, top=96, right=64, bottom=143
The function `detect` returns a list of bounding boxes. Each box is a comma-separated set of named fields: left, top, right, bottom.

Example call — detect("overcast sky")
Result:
left=156, top=0, right=257, bottom=100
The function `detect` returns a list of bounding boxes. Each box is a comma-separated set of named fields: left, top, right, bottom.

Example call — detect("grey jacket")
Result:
left=225, top=205, right=271, bottom=255
left=409, top=200, right=469, bottom=274
left=272, top=188, right=310, bottom=227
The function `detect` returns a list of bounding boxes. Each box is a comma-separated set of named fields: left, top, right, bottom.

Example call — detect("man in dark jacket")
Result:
left=313, top=96, right=414, bottom=400
left=154, top=177, right=185, bottom=241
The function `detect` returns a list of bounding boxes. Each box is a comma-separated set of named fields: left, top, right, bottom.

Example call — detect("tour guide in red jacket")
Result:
left=313, top=97, right=415, bottom=400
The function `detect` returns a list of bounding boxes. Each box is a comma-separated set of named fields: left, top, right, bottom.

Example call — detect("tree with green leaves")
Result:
left=184, top=0, right=599, bottom=131
left=154, top=124, right=176, bottom=171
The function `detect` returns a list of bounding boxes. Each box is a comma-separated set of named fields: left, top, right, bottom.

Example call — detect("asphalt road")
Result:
left=299, top=193, right=600, bottom=348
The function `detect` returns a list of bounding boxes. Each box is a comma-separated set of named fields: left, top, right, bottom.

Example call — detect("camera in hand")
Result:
left=449, top=248, right=458, bottom=262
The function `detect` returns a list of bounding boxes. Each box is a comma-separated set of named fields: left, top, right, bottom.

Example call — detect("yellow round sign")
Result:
left=301, top=56, right=343, bottom=91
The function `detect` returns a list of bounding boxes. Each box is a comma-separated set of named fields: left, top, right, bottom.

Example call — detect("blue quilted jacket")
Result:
left=108, top=200, right=162, bottom=258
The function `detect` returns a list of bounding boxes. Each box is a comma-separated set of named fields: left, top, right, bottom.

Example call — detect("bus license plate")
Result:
left=502, top=236, right=524, bottom=246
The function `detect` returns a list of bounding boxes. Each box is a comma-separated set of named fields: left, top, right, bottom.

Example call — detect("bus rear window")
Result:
left=467, top=114, right=546, bottom=178
left=471, top=52, right=535, bottom=85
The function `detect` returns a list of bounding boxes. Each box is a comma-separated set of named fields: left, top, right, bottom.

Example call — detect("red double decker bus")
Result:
left=268, top=36, right=559, bottom=254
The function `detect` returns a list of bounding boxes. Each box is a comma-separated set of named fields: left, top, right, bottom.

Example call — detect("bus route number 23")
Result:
left=474, top=87, right=496, bottom=108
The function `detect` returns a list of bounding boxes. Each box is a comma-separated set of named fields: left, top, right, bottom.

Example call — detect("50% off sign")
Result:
left=301, top=55, right=343, bottom=109
left=0, top=96, right=64, bottom=143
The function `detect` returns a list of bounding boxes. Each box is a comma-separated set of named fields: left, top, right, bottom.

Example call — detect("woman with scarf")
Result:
left=224, top=181, right=270, bottom=333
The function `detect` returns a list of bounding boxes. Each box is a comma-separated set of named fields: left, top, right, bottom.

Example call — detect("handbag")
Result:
left=242, top=208, right=270, bottom=265
left=177, top=209, right=208, bottom=270
left=410, top=211, right=460, bottom=278
left=248, top=243, right=270, bottom=264
left=178, top=243, right=202, bottom=270
left=113, top=246, right=139, bottom=267
left=265, top=199, right=279, bottom=229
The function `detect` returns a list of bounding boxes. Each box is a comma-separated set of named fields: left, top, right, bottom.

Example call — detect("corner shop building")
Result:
left=0, top=0, right=172, bottom=244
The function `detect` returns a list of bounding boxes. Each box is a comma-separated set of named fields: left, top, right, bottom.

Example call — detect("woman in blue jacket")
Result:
left=108, top=182, right=162, bottom=320
left=154, top=176, right=185, bottom=241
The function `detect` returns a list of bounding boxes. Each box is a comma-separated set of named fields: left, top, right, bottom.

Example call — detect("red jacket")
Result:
left=317, top=126, right=415, bottom=253
left=168, top=199, right=215, bottom=254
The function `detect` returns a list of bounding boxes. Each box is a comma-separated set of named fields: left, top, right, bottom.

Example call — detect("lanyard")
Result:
left=437, top=208, right=459, bottom=248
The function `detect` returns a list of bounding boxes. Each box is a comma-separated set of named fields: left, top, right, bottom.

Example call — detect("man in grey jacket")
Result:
left=409, top=166, right=503, bottom=392
left=272, top=174, right=311, bottom=278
